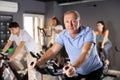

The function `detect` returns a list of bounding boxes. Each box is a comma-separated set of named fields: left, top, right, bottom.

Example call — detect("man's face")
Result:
left=64, top=13, right=81, bottom=34
left=9, top=27, right=20, bottom=35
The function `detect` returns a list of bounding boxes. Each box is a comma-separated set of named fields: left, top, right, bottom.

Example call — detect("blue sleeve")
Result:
left=55, top=32, right=64, bottom=46
left=84, top=29, right=96, bottom=44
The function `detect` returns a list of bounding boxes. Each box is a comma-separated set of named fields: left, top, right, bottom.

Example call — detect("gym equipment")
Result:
left=0, top=52, right=28, bottom=80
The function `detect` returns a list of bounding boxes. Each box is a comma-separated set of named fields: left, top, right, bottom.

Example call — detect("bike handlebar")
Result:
left=30, top=51, right=70, bottom=76
left=0, top=52, right=9, bottom=60
left=30, top=51, right=78, bottom=77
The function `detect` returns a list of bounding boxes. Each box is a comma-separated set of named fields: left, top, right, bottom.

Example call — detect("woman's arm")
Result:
left=101, top=29, right=109, bottom=48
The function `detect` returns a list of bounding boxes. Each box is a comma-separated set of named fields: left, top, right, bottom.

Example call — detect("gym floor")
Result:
left=38, top=74, right=120, bottom=80
left=103, top=76, right=120, bottom=80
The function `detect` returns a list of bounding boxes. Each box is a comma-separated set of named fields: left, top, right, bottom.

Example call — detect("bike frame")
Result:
left=0, top=52, right=27, bottom=80
left=98, top=49, right=120, bottom=79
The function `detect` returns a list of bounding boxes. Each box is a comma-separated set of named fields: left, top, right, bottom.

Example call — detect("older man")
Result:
left=36, top=10, right=103, bottom=80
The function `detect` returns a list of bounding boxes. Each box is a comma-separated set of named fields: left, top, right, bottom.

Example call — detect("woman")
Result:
left=47, top=16, right=63, bottom=47
left=94, top=21, right=112, bottom=67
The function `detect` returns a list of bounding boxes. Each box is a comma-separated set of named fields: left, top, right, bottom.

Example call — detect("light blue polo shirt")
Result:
left=55, top=26, right=103, bottom=75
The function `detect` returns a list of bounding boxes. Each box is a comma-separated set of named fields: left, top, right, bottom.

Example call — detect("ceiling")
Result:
left=35, top=0, right=81, bottom=3
left=35, top=0, right=105, bottom=6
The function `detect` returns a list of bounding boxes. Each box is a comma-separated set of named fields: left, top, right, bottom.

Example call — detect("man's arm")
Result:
left=10, top=41, right=25, bottom=61
left=36, top=42, right=63, bottom=67
left=72, top=42, right=94, bottom=69
left=2, top=40, right=13, bottom=53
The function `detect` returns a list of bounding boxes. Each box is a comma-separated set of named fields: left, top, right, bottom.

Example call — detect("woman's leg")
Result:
left=103, top=41, right=112, bottom=65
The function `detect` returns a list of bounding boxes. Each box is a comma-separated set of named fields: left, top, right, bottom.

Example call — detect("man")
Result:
left=36, top=10, right=103, bottom=80
left=2, top=22, right=39, bottom=80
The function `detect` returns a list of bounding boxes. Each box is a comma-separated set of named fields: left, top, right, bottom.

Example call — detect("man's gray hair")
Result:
left=64, top=10, right=81, bottom=20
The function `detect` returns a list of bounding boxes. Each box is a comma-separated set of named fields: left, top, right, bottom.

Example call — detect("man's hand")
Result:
left=0, top=52, right=4, bottom=57
left=30, top=61, right=37, bottom=70
left=36, top=61, right=46, bottom=68
left=63, top=65, right=76, bottom=77
left=9, top=56, right=15, bottom=62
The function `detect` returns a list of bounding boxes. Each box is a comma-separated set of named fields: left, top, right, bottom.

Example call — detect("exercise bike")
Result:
left=0, top=52, right=28, bottom=80
left=37, top=27, right=51, bottom=52
left=98, top=48, right=120, bottom=80
left=30, top=51, right=72, bottom=80
left=36, top=27, right=77, bottom=80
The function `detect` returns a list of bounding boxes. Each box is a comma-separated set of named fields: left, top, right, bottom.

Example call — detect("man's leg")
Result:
left=14, top=50, right=27, bottom=70
left=86, top=67, right=103, bottom=80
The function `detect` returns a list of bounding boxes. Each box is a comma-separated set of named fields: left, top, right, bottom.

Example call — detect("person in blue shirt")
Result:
left=36, top=10, right=103, bottom=80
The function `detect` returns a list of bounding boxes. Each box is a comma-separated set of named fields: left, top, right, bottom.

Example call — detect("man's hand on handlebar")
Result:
left=0, top=52, right=4, bottom=57
left=31, top=60, right=46, bottom=70
left=63, top=64, right=77, bottom=77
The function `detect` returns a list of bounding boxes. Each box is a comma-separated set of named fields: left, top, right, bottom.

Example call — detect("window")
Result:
left=23, top=13, right=45, bottom=50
